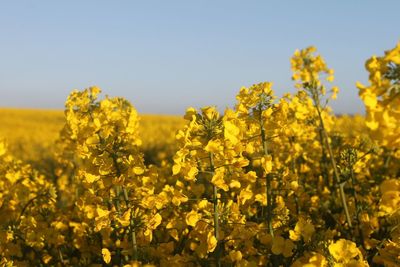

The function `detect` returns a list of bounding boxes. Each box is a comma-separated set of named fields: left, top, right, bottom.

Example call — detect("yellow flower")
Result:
left=229, top=250, right=243, bottom=262
left=224, top=120, right=240, bottom=145
left=211, top=170, right=229, bottom=191
left=289, top=217, right=315, bottom=242
left=331, top=86, right=339, bottom=100
left=207, top=232, right=218, bottom=253
left=292, top=252, right=327, bottom=267
left=261, top=155, right=273, bottom=174
left=186, top=166, right=198, bottom=181
left=96, top=207, right=110, bottom=218
left=147, top=213, right=162, bottom=230
left=384, top=42, right=400, bottom=64
left=204, top=139, right=222, bottom=153
left=328, top=239, right=362, bottom=263
left=185, top=210, right=200, bottom=227
left=201, top=106, right=219, bottom=121
left=102, top=248, right=111, bottom=264
left=272, top=236, right=295, bottom=257
left=239, top=186, right=253, bottom=205
left=80, top=170, right=100, bottom=183
left=117, top=209, right=131, bottom=227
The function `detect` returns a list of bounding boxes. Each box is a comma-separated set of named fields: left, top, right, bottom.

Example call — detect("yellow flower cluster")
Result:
left=0, top=140, right=58, bottom=266
left=0, top=44, right=399, bottom=266
left=357, top=43, right=400, bottom=150
left=291, top=46, right=338, bottom=100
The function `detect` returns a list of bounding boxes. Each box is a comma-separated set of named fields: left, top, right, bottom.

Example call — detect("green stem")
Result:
left=122, top=187, right=138, bottom=261
left=259, top=107, right=274, bottom=237
left=114, top=186, right=121, bottom=214
left=318, top=127, right=330, bottom=188
left=289, top=138, right=300, bottom=216
left=19, top=194, right=44, bottom=220
left=350, top=168, right=365, bottom=248
left=209, top=152, right=221, bottom=267
left=314, top=96, right=352, bottom=228
left=384, top=149, right=392, bottom=173
left=111, top=155, right=123, bottom=264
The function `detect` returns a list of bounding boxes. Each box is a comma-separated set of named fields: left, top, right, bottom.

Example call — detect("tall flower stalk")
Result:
left=291, top=47, right=352, bottom=227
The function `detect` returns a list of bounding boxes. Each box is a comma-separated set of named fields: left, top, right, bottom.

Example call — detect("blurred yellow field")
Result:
left=0, top=108, right=183, bottom=164
left=0, top=108, right=64, bottom=162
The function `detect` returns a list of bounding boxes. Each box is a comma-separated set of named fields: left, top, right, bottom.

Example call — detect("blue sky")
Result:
left=0, top=1, right=399, bottom=114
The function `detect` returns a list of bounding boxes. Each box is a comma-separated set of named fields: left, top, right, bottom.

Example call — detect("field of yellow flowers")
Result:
left=0, top=44, right=399, bottom=267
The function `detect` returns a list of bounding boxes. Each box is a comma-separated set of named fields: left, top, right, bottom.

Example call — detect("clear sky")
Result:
left=0, top=1, right=399, bottom=114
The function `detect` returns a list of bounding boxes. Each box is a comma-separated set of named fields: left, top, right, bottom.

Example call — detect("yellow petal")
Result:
left=207, top=232, right=218, bottom=252
left=185, top=210, right=200, bottom=227
left=102, top=248, right=111, bottom=264
left=224, top=121, right=240, bottom=145
left=133, top=167, right=145, bottom=175
left=211, top=171, right=228, bottom=191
